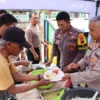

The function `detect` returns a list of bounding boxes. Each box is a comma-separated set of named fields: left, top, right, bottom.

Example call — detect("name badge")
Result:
left=95, top=53, right=100, bottom=59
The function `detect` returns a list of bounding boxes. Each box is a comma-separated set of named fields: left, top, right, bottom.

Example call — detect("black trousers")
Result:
left=0, top=91, right=8, bottom=100
left=57, top=50, right=60, bottom=68
left=26, top=47, right=40, bottom=64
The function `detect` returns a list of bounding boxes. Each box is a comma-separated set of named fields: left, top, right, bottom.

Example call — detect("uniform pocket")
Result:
left=67, top=41, right=77, bottom=53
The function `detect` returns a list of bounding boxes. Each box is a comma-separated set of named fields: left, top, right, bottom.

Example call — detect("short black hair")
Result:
left=0, top=13, right=18, bottom=27
left=56, top=11, right=70, bottom=22
left=29, top=12, right=38, bottom=19
left=0, top=10, right=7, bottom=15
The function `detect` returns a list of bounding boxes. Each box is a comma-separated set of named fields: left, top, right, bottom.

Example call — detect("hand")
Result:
left=43, top=41, right=48, bottom=48
left=63, top=63, right=80, bottom=73
left=40, top=74, right=44, bottom=79
left=21, top=60, right=30, bottom=67
left=34, top=53, right=39, bottom=60
left=21, top=52, right=26, bottom=60
left=44, top=43, right=48, bottom=48
left=37, top=79, right=51, bottom=86
left=45, top=60, right=52, bottom=66
left=62, top=73, right=70, bottom=81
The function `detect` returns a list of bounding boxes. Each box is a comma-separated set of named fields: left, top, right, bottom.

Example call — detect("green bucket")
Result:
left=30, top=69, right=54, bottom=89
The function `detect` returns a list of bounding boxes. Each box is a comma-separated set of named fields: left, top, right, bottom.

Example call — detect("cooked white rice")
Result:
left=71, top=97, right=92, bottom=100
left=71, top=97, right=100, bottom=100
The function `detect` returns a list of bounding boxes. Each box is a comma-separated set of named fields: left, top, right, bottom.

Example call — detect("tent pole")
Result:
left=95, top=0, right=100, bottom=16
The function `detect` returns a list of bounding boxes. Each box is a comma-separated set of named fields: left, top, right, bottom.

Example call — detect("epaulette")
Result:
left=55, top=29, right=61, bottom=35
left=77, top=33, right=87, bottom=45
left=89, top=39, right=95, bottom=44
left=71, top=26, right=82, bottom=34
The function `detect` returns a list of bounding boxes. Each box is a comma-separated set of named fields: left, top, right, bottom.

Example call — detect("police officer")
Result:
left=62, top=15, right=100, bottom=90
left=46, top=11, right=87, bottom=71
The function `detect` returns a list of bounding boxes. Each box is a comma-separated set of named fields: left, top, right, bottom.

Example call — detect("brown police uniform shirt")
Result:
left=52, top=26, right=87, bottom=69
left=51, top=29, right=61, bottom=56
left=70, top=40, right=100, bottom=90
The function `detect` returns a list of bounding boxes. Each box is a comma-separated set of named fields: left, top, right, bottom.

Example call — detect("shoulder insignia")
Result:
left=77, top=33, right=87, bottom=45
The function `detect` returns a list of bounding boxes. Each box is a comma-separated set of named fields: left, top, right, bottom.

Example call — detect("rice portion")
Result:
left=71, top=97, right=92, bottom=100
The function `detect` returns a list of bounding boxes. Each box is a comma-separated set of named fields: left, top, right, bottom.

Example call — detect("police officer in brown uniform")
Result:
left=62, top=15, right=100, bottom=90
left=46, top=12, right=87, bottom=71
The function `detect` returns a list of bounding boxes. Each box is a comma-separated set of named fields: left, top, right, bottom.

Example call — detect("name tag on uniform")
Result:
left=95, top=53, right=100, bottom=59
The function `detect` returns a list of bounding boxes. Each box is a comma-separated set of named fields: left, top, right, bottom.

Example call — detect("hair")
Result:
left=56, top=11, right=70, bottom=22
left=0, top=10, right=7, bottom=15
left=90, top=16, right=100, bottom=27
left=0, top=13, right=18, bottom=27
left=0, top=39, right=7, bottom=46
left=29, top=12, right=38, bottom=19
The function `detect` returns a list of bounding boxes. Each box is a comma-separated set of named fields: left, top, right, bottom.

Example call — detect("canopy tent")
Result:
left=0, top=0, right=96, bottom=18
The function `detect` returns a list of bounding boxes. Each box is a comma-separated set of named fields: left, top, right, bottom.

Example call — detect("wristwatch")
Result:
left=38, top=74, right=41, bottom=81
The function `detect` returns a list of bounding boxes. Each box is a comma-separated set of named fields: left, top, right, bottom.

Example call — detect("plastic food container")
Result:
left=40, top=88, right=65, bottom=100
left=30, top=69, right=54, bottom=89
left=61, top=87, right=100, bottom=100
